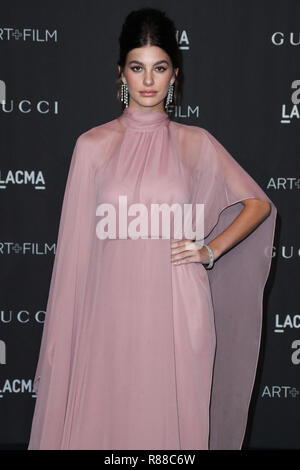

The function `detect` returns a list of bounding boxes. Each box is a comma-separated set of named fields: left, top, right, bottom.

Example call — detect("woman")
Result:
left=28, top=8, right=277, bottom=450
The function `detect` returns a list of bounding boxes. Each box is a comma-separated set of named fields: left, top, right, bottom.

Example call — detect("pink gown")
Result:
left=27, top=107, right=277, bottom=450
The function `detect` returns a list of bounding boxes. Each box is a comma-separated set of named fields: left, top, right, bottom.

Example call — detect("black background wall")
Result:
left=0, top=0, right=299, bottom=450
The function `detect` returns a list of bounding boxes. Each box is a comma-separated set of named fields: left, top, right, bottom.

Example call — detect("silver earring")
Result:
left=120, top=82, right=129, bottom=108
left=165, top=82, right=174, bottom=110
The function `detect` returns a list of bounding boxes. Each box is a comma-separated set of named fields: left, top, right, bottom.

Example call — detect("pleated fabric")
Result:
left=28, top=107, right=277, bottom=450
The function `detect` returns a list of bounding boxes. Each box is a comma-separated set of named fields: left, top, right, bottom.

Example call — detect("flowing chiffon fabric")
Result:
left=28, top=107, right=277, bottom=450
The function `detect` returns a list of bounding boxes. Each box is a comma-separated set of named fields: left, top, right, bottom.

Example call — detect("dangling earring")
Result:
left=120, top=82, right=129, bottom=108
left=165, top=82, right=174, bottom=110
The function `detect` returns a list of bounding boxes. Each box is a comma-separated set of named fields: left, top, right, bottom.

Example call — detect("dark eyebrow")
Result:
left=128, top=60, right=169, bottom=66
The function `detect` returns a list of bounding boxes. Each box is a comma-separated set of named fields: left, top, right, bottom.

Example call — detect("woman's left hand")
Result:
left=171, top=239, right=211, bottom=266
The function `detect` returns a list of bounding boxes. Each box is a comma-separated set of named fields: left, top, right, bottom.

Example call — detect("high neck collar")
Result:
left=118, top=107, right=170, bottom=132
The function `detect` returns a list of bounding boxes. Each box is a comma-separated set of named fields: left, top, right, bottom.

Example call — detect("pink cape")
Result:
left=28, top=107, right=277, bottom=450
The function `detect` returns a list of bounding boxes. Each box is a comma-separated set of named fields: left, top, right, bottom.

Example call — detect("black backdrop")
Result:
left=0, top=0, right=299, bottom=450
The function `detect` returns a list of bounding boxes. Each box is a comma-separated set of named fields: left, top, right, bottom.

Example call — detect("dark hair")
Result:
left=116, top=7, right=183, bottom=115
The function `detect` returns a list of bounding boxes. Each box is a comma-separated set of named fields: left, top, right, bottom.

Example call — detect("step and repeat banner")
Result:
left=0, top=0, right=299, bottom=450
